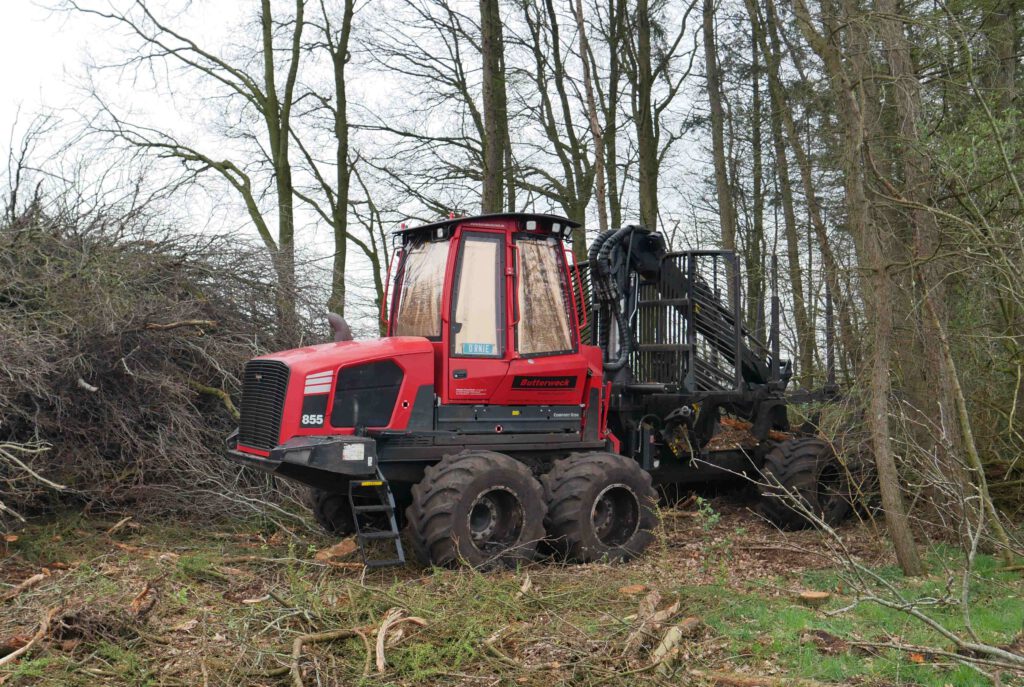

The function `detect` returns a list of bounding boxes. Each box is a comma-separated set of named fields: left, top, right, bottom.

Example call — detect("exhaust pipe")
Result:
left=326, top=313, right=353, bottom=342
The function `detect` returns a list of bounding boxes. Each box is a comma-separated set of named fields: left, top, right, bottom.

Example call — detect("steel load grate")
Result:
left=237, top=360, right=290, bottom=450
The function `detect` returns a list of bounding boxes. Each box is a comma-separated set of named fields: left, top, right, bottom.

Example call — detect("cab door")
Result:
left=444, top=230, right=510, bottom=402
left=499, top=235, right=589, bottom=406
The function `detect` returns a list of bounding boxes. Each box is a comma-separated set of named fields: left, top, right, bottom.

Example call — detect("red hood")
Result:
left=255, top=336, right=433, bottom=377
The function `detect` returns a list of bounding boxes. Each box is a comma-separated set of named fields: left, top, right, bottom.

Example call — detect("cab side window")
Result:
left=392, top=239, right=449, bottom=339
left=451, top=233, right=504, bottom=357
left=516, top=237, right=574, bottom=356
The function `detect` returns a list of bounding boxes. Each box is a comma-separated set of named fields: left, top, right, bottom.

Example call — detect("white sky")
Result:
left=2, top=2, right=89, bottom=141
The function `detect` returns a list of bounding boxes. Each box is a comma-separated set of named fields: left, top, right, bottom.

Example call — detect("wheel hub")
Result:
left=468, top=487, right=524, bottom=552
left=591, top=483, right=640, bottom=547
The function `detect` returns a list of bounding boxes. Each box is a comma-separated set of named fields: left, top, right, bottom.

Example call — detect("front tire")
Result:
left=309, top=488, right=355, bottom=536
left=542, top=453, right=658, bottom=563
left=759, top=438, right=854, bottom=529
left=405, top=451, right=546, bottom=569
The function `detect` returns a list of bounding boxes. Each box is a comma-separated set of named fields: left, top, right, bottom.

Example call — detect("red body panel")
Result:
left=236, top=337, right=434, bottom=452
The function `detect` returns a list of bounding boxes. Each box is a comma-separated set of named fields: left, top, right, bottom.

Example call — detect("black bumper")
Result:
left=225, top=431, right=378, bottom=490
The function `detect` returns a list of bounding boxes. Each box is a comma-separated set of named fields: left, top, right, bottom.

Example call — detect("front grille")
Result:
left=238, top=360, right=290, bottom=450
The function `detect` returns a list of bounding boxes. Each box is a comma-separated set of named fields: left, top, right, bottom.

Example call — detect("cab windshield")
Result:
left=392, top=239, right=449, bottom=338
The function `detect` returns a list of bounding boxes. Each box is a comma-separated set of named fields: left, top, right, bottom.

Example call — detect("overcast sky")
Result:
left=2, top=3, right=88, bottom=142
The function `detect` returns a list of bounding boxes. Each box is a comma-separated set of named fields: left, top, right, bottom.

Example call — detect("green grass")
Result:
left=687, top=551, right=1023, bottom=687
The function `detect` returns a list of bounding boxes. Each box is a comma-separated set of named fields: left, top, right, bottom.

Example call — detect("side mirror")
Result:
left=326, top=313, right=353, bottom=342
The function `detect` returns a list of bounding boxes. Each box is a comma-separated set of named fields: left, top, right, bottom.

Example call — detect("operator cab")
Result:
left=386, top=213, right=600, bottom=409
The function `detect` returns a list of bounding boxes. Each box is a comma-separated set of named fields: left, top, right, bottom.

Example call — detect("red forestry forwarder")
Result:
left=225, top=214, right=860, bottom=568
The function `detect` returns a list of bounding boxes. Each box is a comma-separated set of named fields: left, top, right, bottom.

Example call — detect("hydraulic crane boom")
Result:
left=586, top=225, right=792, bottom=458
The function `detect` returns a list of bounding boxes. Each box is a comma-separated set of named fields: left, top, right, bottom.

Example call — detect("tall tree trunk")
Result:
left=759, top=0, right=860, bottom=376
left=635, top=0, right=658, bottom=227
left=480, top=0, right=509, bottom=213
left=982, top=0, right=1019, bottom=112
left=748, top=28, right=766, bottom=343
left=576, top=0, right=608, bottom=235
left=262, top=0, right=304, bottom=339
left=793, top=0, right=923, bottom=576
left=745, top=0, right=810, bottom=383
left=703, top=0, right=736, bottom=252
left=327, top=0, right=355, bottom=318
left=520, top=0, right=596, bottom=261
left=605, top=0, right=626, bottom=228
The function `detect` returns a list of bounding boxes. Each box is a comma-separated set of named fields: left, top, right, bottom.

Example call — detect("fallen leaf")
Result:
left=909, top=652, right=926, bottom=664
left=314, top=537, right=358, bottom=561
left=129, top=582, right=157, bottom=616
left=619, top=584, right=648, bottom=596
left=170, top=619, right=199, bottom=633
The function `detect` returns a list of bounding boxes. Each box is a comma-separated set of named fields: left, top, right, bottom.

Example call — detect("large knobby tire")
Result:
left=542, top=452, right=659, bottom=563
left=309, top=488, right=355, bottom=537
left=405, top=451, right=546, bottom=569
left=759, top=438, right=854, bottom=529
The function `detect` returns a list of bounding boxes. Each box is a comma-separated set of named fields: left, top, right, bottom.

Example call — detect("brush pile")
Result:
left=0, top=199, right=317, bottom=519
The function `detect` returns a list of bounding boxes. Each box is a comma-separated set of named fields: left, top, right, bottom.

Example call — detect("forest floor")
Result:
left=0, top=493, right=1020, bottom=687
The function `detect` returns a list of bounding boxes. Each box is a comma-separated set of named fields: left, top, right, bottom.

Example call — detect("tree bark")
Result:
left=747, top=34, right=766, bottom=343
left=793, top=0, right=924, bottom=575
left=576, top=0, right=608, bottom=235
left=703, top=0, right=736, bottom=253
left=635, top=0, right=658, bottom=228
left=327, top=0, right=355, bottom=318
left=479, top=0, right=510, bottom=213
left=605, top=0, right=627, bottom=228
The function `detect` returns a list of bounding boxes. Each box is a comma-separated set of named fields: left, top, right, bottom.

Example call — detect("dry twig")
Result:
left=0, top=570, right=51, bottom=603
left=289, top=628, right=358, bottom=687
left=0, top=606, right=59, bottom=668
left=375, top=608, right=427, bottom=672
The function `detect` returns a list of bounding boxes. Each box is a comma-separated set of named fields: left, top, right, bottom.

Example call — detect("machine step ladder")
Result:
left=347, top=471, right=405, bottom=568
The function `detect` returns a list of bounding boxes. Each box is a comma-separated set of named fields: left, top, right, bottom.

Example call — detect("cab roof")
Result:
left=396, top=213, right=580, bottom=243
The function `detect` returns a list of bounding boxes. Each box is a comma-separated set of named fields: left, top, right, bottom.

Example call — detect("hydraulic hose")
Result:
left=590, top=225, right=641, bottom=372
left=587, top=229, right=617, bottom=349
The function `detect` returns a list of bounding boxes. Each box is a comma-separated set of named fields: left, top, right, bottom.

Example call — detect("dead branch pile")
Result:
left=0, top=200, right=318, bottom=519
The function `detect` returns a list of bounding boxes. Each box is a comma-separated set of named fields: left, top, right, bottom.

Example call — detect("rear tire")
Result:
left=542, top=452, right=658, bottom=563
left=405, top=451, right=546, bottom=569
left=309, top=488, right=355, bottom=537
left=759, top=438, right=853, bottom=529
